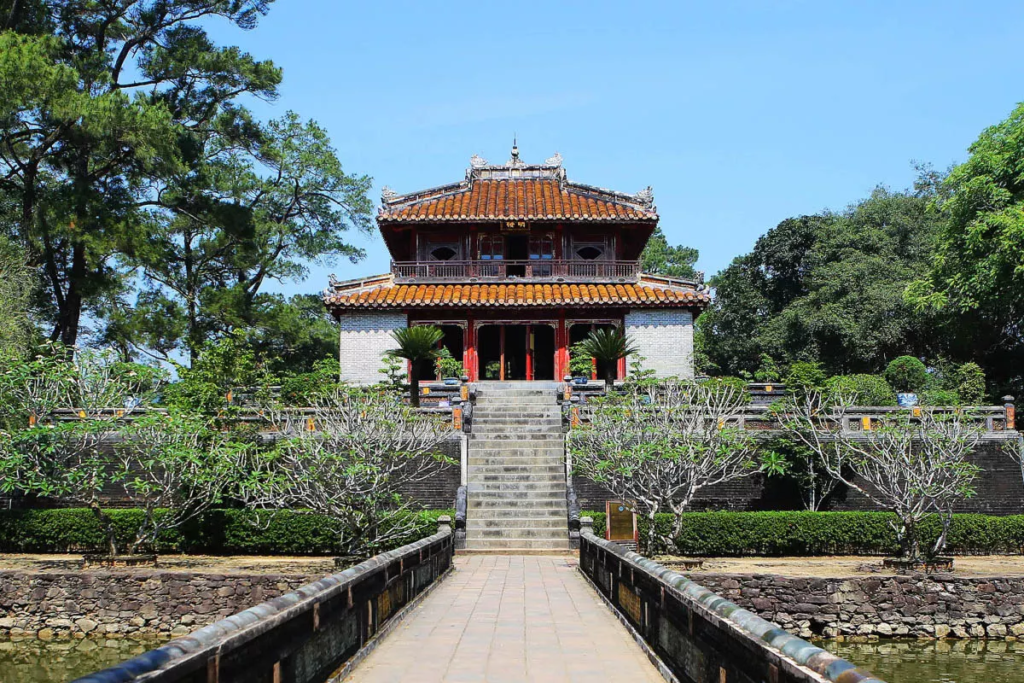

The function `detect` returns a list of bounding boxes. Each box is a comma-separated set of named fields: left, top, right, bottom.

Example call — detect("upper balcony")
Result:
left=391, top=259, right=643, bottom=284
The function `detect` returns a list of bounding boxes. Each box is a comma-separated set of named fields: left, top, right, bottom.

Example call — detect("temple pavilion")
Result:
left=322, top=145, right=710, bottom=383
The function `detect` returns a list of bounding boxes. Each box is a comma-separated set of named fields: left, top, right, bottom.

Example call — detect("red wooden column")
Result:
left=617, top=317, right=627, bottom=380
left=556, top=310, right=568, bottom=379
left=465, top=314, right=476, bottom=381
left=526, top=325, right=534, bottom=381
left=499, top=326, right=506, bottom=381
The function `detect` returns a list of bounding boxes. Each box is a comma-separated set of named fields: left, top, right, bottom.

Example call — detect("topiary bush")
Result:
left=581, top=510, right=1024, bottom=556
left=884, top=356, right=928, bottom=393
left=955, top=362, right=987, bottom=404
left=824, top=374, right=897, bottom=406
left=0, top=508, right=454, bottom=555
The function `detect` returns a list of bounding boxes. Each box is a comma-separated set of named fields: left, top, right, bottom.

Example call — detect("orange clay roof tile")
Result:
left=324, top=278, right=708, bottom=311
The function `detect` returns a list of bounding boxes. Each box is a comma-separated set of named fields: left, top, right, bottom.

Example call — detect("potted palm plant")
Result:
left=579, top=328, right=638, bottom=386
left=386, top=326, right=444, bottom=407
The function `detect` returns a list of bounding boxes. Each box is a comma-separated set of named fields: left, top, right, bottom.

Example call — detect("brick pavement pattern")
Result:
left=344, top=555, right=664, bottom=683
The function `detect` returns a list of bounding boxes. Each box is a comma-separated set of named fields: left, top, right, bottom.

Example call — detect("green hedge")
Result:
left=581, top=511, right=1024, bottom=556
left=0, top=508, right=454, bottom=555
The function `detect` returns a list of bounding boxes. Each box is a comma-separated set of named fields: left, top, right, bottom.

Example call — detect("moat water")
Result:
left=0, top=635, right=169, bottom=682
left=2, top=636, right=1024, bottom=682
left=824, top=639, right=1024, bottom=682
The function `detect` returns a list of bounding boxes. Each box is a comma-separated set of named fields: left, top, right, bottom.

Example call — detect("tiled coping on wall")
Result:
left=579, top=518, right=885, bottom=683
left=73, top=518, right=454, bottom=683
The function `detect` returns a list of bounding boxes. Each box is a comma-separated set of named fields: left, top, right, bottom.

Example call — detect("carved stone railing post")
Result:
left=454, top=487, right=467, bottom=551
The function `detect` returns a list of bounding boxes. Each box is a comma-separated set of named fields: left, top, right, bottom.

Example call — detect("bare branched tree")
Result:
left=113, top=412, right=247, bottom=554
left=569, top=381, right=777, bottom=552
left=785, top=389, right=984, bottom=560
left=243, top=387, right=455, bottom=557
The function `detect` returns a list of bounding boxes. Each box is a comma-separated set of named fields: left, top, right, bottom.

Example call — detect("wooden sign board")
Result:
left=606, top=501, right=638, bottom=543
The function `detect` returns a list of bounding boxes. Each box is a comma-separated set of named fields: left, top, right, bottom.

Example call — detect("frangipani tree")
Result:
left=113, top=411, right=248, bottom=555
left=570, top=380, right=778, bottom=552
left=0, top=347, right=166, bottom=556
left=245, top=387, right=454, bottom=557
left=785, top=389, right=984, bottom=560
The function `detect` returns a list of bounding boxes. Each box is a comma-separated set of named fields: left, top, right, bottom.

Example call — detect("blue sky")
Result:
left=207, top=0, right=1024, bottom=295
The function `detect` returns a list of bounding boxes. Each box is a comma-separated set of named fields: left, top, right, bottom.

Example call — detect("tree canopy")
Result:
left=0, top=1, right=371, bottom=369
left=700, top=187, right=945, bottom=377
left=640, top=226, right=700, bottom=279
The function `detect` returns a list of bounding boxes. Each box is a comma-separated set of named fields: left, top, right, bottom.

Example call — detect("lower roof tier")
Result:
left=322, top=274, right=710, bottom=312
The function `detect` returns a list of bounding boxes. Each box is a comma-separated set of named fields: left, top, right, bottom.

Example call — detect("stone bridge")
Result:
left=75, top=518, right=884, bottom=683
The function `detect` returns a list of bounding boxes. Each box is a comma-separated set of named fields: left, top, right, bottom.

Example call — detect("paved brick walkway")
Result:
left=344, top=555, right=664, bottom=683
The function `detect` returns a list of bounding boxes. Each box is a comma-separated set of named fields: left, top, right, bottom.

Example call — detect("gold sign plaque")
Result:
left=1008, top=406, right=1016, bottom=431
left=618, top=582, right=642, bottom=625
left=606, top=501, right=637, bottom=542
left=452, top=408, right=462, bottom=430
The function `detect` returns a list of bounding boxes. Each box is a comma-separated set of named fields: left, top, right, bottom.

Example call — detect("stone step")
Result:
left=468, top=458, right=564, bottom=467
left=467, top=518, right=566, bottom=529
left=469, top=434, right=564, bottom=443
left=470, top=509, right=566, bottom=520
left=468, top=464, right=563, bottom=475
left=470, top=425, right=563, bottom=435
left=468, top=528, right=569, bottom=539
left=475, top=397, right=555, bottom=405
left=466, top=489, right=564, bottom=500
left=468, top=481, right=566, bottom=492
left=464, top=538, right=570, bottom=550
left=468, top=446, right=565, bottom=456
left=468, top=413, right=561, bottom=423
left=469, top=500, right=567, bottom=511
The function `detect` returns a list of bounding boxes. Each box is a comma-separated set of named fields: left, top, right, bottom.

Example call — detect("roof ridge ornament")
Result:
left=506, top=138, right=525, bottom=167
left=544, top=152, right=563, bottom=167
left=469, top=154, right=488, bottom=168
left=381, top=186, right=399, bottom=203
left=635, top=186, right=654, bottom=209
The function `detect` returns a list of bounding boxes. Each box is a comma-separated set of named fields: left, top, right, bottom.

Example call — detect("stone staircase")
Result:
left=465, top=383, right=569, bottom=553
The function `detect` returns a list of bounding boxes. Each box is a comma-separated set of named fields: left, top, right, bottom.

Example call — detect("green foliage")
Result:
left=386, top=326, right=444, bottom=406
left=568, top=341, right=593, bottom=378
left=639, top=227, right=700, bottom=279
left=582, top=511, right=1024, bottom=557
left=0, top=236, right=37, bottom=358
left=702, top=190, right=944, bottom=378
left=579, top=328, right=638, bottom=383
left=954, top=363, right=987, bottom=404
left=279, top=358, right=342, bottom=405
left=785, top=361, right=826, bottom=398
left=0, top=508, right=453, bottom=555
left=884, top=356, right=928, bottom=393
left=824, top=374, right=897, bottom=406
left=162, top=331, right=273, bottom=413
left=919, top=389, right=960, bottom=406
left=484, top=360, right=502, bottom=380
left=908, top=103, right=1024, bottom=398
left=434, top=347, right=464, bottom=379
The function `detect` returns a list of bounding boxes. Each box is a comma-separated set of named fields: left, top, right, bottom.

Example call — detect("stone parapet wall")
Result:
left=0, top=570, right=316, bottom=639
left=695, top=573, right=1024, bottom=640
left=575, top=440, right=1024, bottom=514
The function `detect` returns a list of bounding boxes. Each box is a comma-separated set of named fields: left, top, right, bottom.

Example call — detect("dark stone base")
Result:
left=80, top=554, right=157, bottom=568
left=882, top=556, right=954, bottom=573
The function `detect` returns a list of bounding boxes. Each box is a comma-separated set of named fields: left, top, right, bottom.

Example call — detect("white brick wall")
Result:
left=338, top=311, right=408, bottom=384
left=624, top=309, right=694, bottom=379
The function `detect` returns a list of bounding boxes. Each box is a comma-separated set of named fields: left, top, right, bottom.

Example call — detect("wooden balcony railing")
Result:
left=391, top=259, right=641, bottom=283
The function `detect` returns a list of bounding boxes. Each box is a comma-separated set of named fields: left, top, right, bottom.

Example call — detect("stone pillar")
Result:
left=580, top=516, right=594, bottom=537
left=1004, top=396, right=1016, bottom=431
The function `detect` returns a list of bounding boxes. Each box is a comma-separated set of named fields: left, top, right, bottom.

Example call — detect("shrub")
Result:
left=955, top=363, right=987, bottom=404
left=580, top=510, right=1024, bottom=556
left=919, top=389, right=961, bottom=406
left=884, top=356, right=928, bottom=393
left=824, top=374, right=897, bottom=406
left=0, top=508, right=453, bottom=555
left=785, top=361, right=826, bottom=398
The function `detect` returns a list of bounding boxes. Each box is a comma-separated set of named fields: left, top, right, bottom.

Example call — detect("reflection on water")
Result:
left=0, top=635, right=168, bottom=683
left=824, top=639, right=1024, bottom=683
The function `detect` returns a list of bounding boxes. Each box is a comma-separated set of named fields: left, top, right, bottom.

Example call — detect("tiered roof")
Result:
left=377, top=148, right=658, bottom=223
left=323, top=275, right=710, bottom=312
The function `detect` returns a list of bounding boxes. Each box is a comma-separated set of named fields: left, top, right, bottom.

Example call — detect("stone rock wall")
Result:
left=694, top=573, right=1024, bottom=640
left=0, top=570, right=317, bottom=638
